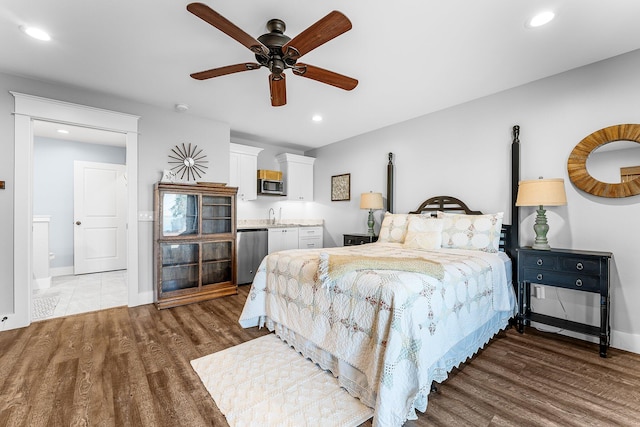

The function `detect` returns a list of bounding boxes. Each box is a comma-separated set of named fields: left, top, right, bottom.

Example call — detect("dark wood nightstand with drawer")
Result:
left=343, top=234, right=378, bottom=246
left=516, top=247, right=612, bottom=357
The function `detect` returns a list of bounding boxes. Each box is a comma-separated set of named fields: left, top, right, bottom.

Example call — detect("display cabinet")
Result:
left=154, top=183, right=238, bottom=309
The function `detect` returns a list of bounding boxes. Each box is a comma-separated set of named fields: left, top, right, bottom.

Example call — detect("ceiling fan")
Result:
left=186, top=2, right=358, bottom=107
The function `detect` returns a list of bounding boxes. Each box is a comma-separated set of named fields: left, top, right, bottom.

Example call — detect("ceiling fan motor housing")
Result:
left=257, top=19, right=295, bottom=74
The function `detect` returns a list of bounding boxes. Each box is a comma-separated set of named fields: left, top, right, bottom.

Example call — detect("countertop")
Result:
left=237, top=219, right=323, bottom=230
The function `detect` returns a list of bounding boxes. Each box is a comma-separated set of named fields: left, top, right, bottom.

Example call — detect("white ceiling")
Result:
left=3, top=0, right=640, bottom=150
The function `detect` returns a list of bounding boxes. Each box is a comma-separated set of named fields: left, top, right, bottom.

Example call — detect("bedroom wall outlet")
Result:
left=534, top=285, right=545, bottom=299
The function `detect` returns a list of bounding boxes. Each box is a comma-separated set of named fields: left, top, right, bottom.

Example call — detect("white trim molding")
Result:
left=9, top=92, right=140, bottom=331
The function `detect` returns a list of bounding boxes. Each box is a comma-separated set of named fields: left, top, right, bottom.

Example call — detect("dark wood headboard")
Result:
left=409, top=196, right=482, bottom=215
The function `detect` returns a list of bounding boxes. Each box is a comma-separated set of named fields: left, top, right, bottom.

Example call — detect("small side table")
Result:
left=343, top=234, right=378, bottom=246
left=516, top=247, right=612, bottom=357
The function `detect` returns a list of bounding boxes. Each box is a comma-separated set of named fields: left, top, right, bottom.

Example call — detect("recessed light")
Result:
left=57, top=129, right=69, bottom=134
left=527, top=11, right=555, bottom=28
left=312, top=115, right=323, bottom=122
left=20, top=25, right=51, bottom=41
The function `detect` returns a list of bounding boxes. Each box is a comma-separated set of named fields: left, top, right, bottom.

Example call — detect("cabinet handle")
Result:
left=575, top=279, right=583, bottom=287
left=536, top=259, right=543, bottom=266
left=537, top=273, right=543, bottom=281
left=576, top=262, right=584, bottom=271
left=359, top=241, right=365, bottom=244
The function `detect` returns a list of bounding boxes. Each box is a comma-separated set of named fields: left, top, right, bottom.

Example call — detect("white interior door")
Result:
left=74, top=161, right=127, bottom=274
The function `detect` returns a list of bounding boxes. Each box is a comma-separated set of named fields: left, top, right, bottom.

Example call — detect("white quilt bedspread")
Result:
left=239, top=243, right=516, bottom=427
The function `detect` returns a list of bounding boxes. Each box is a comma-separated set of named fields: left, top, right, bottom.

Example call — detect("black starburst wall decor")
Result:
left=168, top=143, right=208, bottom=181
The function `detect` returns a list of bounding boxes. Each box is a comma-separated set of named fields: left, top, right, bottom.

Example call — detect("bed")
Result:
left=240, top=201, right=517, bottom=426
left=239, top=129, right=521, bottom=427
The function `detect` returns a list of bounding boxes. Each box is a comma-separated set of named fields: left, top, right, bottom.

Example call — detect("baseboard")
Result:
left=50, top=266, right=74, bottom=277
left=137, top=291, right=154, bottom=306
left=611, top=330, right=640, bottom=354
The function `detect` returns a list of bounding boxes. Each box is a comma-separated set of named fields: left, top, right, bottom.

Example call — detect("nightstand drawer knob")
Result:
left=576, top=279, right=583, bottom=287
left=576, top=262, right=584, bottom=271
left=537, top=273, right=543, bottom=281
left=536, top=259, right=543, bottom=266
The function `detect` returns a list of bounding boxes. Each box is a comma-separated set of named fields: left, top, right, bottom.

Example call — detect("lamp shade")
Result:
left=360, top=192, right=384, bottom=210
left=516, top=178, right=567, bottom=207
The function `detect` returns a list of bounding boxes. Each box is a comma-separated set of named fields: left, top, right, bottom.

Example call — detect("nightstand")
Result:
left=516, top=247, right=612, bottom=357
left=343, top=234, right=378, bottom=246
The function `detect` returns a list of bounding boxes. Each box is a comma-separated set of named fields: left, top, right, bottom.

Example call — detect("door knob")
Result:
left=75, top=221, right=82, bottom=225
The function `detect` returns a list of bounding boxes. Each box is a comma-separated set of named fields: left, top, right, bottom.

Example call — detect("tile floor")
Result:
left=32, top=270, right=128, bottom=321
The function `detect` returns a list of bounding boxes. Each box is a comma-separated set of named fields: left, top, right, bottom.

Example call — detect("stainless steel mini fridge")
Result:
left=236, top=228, right=268, bottom=284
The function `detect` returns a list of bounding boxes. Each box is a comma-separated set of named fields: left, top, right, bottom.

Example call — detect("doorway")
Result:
left=10, top=92, right=140, bottom=330
left=31, top=124, right=129, bottom=320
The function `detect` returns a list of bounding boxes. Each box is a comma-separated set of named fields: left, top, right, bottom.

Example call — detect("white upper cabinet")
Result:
left=276, top=153, right=315, bottom=201
left=229, top=143, right=263, bottom=201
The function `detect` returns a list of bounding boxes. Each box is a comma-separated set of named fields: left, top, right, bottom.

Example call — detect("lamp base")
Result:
left=367, top=209, right=375, bottom=236
left=532, top=242, right=551, bottom=250
left=532, top=206, right=551, bottom=250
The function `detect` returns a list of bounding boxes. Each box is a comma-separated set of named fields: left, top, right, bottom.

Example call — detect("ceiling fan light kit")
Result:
left=186, top=2, right=358, bottom=106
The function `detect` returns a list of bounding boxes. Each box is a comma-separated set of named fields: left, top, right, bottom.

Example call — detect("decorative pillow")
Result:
left=378, top=213, right=410, bottom=243
left=403, top=217, right=443, bottom=250
left=437, top=212, right=504, bottom=253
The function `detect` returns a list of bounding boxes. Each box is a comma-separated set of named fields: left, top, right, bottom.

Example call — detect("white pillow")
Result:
left=378, top=213, right=410, bottom=243
left=437, top=211, right=504, bottom=253
left=403, top=217, right=443, bottom=250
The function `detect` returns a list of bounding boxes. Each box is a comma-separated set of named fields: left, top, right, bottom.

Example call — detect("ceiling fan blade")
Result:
left=282, top=11, right=352, bottom=61
left=186, top=3, right=269, bottom=56
left=269, top=74, right=287, bottom=107
left=190, top=63, right=262, bottom=80
left=293, top=64, right=358, bottom=91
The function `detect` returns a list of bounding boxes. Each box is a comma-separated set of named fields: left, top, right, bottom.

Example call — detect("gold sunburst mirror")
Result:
left=168, top=143, right=208, bottom=181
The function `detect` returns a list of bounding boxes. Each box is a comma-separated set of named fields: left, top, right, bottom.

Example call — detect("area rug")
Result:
left=32, top=296, right=59, bottom=320
left=191, top=334, right=374, bottom=427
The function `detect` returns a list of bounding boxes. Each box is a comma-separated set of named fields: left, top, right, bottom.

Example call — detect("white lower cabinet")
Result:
left=298, top=226, right=323, bottom=249
left=267, top=226, right=324, bottom=253
left=268, top=227, right=299, bottom=253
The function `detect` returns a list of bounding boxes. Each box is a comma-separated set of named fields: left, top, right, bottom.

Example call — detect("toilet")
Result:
left=33, top=216, right=52, bottom=289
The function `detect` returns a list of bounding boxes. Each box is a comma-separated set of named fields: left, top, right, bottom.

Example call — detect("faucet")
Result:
left=268, top=208, right=275, bottom=224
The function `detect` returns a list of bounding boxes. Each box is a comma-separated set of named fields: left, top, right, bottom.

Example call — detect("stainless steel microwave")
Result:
left=257, top=179, right=285, bottom=195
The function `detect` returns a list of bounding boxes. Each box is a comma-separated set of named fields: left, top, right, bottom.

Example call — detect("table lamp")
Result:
left=516, top=178, right=567, bottom=250
left=360, top=192, right=384, bottom=236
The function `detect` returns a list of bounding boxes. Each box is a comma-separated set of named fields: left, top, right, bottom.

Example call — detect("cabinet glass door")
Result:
left=162, top=193, right=199, bottom=236
left=202, top=195, right=232, bottom=234
left=202, top=241, right=232, bottom=285
left=161, top=243, right=199, bottom=292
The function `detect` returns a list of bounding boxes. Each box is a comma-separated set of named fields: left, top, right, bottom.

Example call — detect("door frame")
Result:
left=10, top=92, right=140, bottom=329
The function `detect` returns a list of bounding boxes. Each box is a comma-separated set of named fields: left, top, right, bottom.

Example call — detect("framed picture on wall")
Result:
left=331, top=173, right=350, bottom=201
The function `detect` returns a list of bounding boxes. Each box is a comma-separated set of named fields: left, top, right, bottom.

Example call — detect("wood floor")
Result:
left=2, top=285, right=640, bottom=426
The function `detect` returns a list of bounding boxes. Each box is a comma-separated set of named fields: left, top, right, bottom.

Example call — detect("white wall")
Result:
left=0, top=71, right=230, bottom=318
left=308, top=49, right=640, bottom=353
